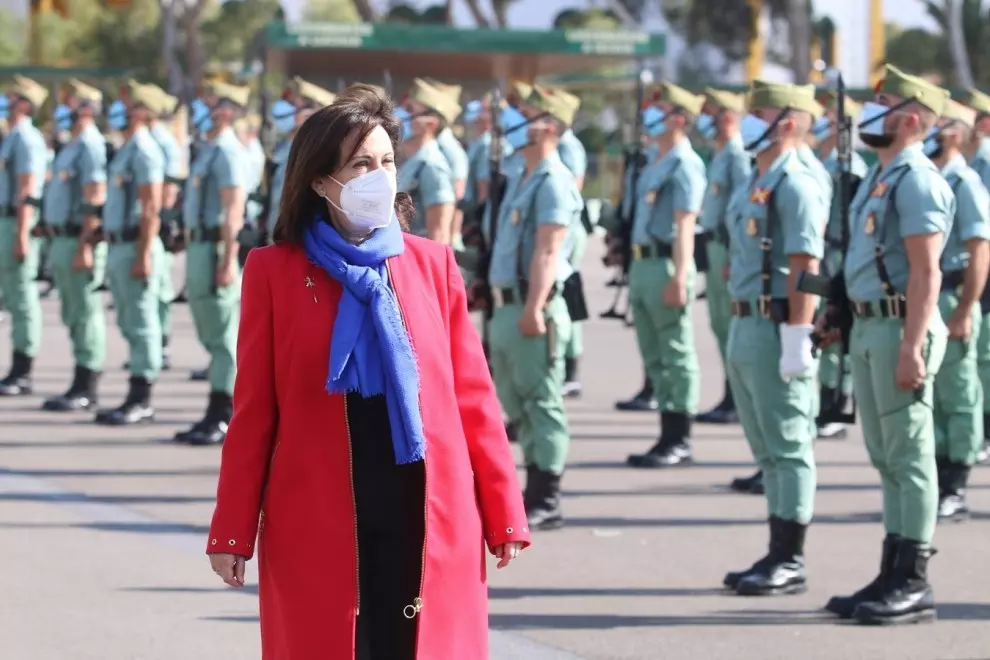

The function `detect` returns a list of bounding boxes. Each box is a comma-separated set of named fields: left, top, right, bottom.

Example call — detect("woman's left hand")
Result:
left=493, top=542, right=525, bottom=569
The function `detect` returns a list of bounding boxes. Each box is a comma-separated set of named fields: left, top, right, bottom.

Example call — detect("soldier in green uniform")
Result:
left=696, top=88, right=751, bottom=425
left=396, top=79, right=457, bottom=243
left=624, top=83, right=707, bottom=469
left=812, top=94, right=869, bottom=440
left=720, top=82, right=827, bottom=597
left=924, top=100, right=990, bottom=520
left=0, top=76, right=49, bottom=397
left=95, top=82, right=167, bottom=425
left=822, top=65, right=952, bottom=625
left=488, top=85, right=582, bottom=530
left=173, top=81, right=250, bottom=446
left=423, top=79, right=470, bottom=250
left=959, top=88, right=990, bottom=465
left=39, top=79, right=108, bottom=411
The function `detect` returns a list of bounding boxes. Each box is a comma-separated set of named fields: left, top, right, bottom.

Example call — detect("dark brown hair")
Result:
left=273, top=83, right=413, bottom=244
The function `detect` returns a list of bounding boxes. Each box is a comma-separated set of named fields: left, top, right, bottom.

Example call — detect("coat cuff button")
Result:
left=228, top=539, right=236, bottom=546
left=506, top=527, right=513, bottom=534
left=210, top=539, right=217, bottom=546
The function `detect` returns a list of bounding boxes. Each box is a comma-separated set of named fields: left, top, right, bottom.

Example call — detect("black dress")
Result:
left=346, top=392, right=426, bottom=660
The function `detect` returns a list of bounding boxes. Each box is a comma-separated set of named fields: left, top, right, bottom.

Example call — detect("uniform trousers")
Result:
left=158, top=252, right=174, bottom=340
left=976, top=311, right=990, bottom=414
left=107, top=240, right=164, bottom=380
left=185, top=241, right=240, bottom=395
left=0, top=219, right=43, bottom=357
left=933, top=292, right=984, bottom=464
left=490, top=294, right=572, bottom=474
left=727, top=313, right=817, bottom=523
left=49, top=236, right=107, bottom=370
left=849, top=312, right=947, bottom=543
left=704, top=239, right=731, bottom=366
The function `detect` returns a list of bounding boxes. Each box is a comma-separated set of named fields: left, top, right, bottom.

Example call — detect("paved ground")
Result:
left=1, top=241, right=989, bottom=660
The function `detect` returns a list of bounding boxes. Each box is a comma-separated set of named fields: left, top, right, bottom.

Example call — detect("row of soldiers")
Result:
left=590, top=65, right=990, bottom=626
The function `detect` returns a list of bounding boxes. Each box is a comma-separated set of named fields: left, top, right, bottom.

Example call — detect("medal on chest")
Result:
left=750, top=187, right=771, bottom=205
left=746, top=218, right=759, bottom=237
left=870, top=182, right=888, bottom=198
left=511, top=208, right=520, bottom=226
left=644, top=190, right=657, bottom=204
left=864, top=212, right=876, bottom=236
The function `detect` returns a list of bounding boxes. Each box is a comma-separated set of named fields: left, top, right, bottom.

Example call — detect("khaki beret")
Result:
left=942, top=99, right=977, bottom=128
left=409, top=78, right=461, bottom=124
left=957, top=88, right=990, bottom=116
left=288, top=76, right=336, bottom=107
left=748, top=80, right=821, bottom=116
left=705, top=88, right=746, bottom=114
left=66, top=79, right=102, bottom=105
left=236, top=114, right=262, bottom=132
left=875, top=64, right=949, bottom=115
left=10, top=75, right=48, bottom=109
left=818, top=91, right=863, bottom=119
left=424, top=78, right=462, bottom=104
left=127, top=81, right=166, bottom=114
left=205, top=81, right=251, bottom=109
left=553, top=88, right=581, bottom=113
left=524, top=85, right=576, bottom=126
left=142, top=84, right=179, bottom=116
left=655, top=82, right=705, bottom=117
left=509, top=81, right=533, bottom=105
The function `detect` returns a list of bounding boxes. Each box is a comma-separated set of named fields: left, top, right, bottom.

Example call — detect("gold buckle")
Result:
left=757, top=296, right=772, bottom=319
left=492, top=287, right=504, bottom=308
left=631, top=244, right=643, bottom=261
left=885, top=295, right=902, bottom=318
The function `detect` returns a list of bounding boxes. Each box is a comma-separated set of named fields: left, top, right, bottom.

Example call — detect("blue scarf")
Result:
left=303, top=216, right=426, bottom=465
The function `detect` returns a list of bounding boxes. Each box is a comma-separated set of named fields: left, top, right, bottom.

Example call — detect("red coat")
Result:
left=207, top=236, right=531, bottom=659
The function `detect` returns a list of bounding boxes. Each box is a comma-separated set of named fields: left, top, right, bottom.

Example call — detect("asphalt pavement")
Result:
left=1, top=241, right=988, bottom=660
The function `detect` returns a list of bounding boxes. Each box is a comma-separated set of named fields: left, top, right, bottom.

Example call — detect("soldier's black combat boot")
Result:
left=937, top=462, right=971, bottom=522
left=696, top=380, right=738, bottom=424
left=626, top=412, right=693, bottom=468
left=186, top=391, right=233, bottom=446
left=724, top=516, right=782, bottom=590
left=614, top=376, right=657, bottom=411
left=816, top=386, right=848, bottom=439
left=42, top=365, right=100, bottom=412
left=825, top=534, right=899, bottom=618
left=189, top=367, right=208, bottom=382
left=524, top=465, right=564, bottom=531
left=730, top=469, right=764, bottom=495
left=853, top=540, right=937, bottom=625
left=94, top=377, right=154, bottom=426
left=736, top=519, right=808, bottom=596
left=0, top=351, right=33, bottom=396
left=562, top=357, right=582, bottom=399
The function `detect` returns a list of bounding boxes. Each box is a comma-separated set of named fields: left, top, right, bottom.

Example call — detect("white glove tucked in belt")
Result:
left=778, top=323, right=815, bottom=382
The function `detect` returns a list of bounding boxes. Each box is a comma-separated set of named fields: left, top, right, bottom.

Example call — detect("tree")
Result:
left=885, top=24, right=950, bottom=80
left=552, top=7, right=622, bottom=30
left=304, top=0, right=361, bottom=21
left=0, top=9, right=27, bottom=66
left=202, top=0, right=280, bottom=65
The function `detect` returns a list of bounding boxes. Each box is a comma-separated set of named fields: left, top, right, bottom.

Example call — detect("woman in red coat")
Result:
left=206, top=83, right=530, bottom=660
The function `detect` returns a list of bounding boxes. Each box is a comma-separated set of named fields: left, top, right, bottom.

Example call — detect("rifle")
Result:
left=796, top=69, right=859, bottom=425
left=601, top=65, right=649, bottom=324
left=478, top=86, right=507, bottom=356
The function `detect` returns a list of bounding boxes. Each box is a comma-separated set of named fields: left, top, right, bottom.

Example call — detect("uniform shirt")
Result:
left=0, top=116, right=47, bottom=219
left=182, top=127, right=248, bottom=230
left=699, top=134, right=751, bottom=232
left=43, top=123, right=107, bottom=228
left=844, top=142, right=955, bottom=302
left=940, top=153, right=990, bottom=273
left=727, top=148, right=827, bottom=300
left=150, top=122, right=183, bottom=181
left=397, top=140, right=455, bottom=236
left=557, top=129, right=588, bottom=181
left=821, top=148, right=869, bottom=249
left=967, top=137, right=990, bottom=190
left=243, top=136, right=266, bottom=226
left=465, top=131, right=512, bottom=206
left=630, top=138, right=706, bottom=246
left=102, top=126, right=165, bottom=232
left=267, top=138, right=292, bottom=229
left=798, top=144, right=833, bottom=199
left=436, top=127, right=469, bottom=185
left=488, top=151, right=582, bottom=288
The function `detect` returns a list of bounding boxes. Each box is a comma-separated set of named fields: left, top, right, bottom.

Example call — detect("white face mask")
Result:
left=324, top=167, right=397, bottom=231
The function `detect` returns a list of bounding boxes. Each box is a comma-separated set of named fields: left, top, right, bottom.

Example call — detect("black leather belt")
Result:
left=48, top=225, right=83, bottom=238
left=852, top=298, right=907, bottom=319
left=105, top=227, right=141, bottom=244
left=941, top=270, right=964, bottom=292
left=631, top=241, right=673, bottom=260
left=493, top=282, right=557, bottom=308
left=188, top=227, right=222, bottom=243
left=730, top=298, right=789, bottom=322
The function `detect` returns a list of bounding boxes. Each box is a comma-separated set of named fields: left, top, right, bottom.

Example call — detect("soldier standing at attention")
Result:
left=396, top=79, right=457, bottom=244
left=959, top=88, right=990, bottom=464
left=811, top=94, right=869, bottom=440
left=695, top=88, right=751, bottom=425
left=488, top=86, right=582, bottom=530
left=0, top=76, right=48, bottom=397
left=147, top=86, right=183, bottom=372
left=924, top=100, right=990, bottom=520
left=423, top=79, right=470, bottom=250
left=235, top=113, right=266, bottom=259
left=39, top=80, right=107, bottom=412
left=822, top=65, right=952, bottom=626
left=95, top=83, right=166, bottom=425
left=173, top=82, right=250, bottom=446
left=625, top=83, right=707, bottom=469
left=721, top=82, right=827, bottom=597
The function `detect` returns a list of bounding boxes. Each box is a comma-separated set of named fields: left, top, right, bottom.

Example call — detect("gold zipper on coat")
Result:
left=386, top=260, right=429, bottom=624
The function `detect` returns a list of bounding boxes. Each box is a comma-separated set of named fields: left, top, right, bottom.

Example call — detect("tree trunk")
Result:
left=463, top=0, right=492, bottom=27
left=491, top=0, right=509, bottom=27
left=160, top=0, right=184, bottom=98
left=945, top=0, right=974, bottom=87
left=787, top=0, right=811, bottom=84
left=352, top=0, right=379, bottom=21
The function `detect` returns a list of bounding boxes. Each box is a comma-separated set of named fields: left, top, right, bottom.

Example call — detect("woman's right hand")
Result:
left=209, top=553, right=247, bottom=588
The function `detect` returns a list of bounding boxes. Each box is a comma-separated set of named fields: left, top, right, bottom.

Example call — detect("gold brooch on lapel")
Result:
left=305, top=275, right=317, bottom=302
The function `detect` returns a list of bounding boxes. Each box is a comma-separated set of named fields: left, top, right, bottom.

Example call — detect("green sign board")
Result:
left=264, top=21, right=665, bottom=58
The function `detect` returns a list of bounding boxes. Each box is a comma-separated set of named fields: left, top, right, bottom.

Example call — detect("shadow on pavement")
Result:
left=490, top=587, right=724, bottom=599
left=0, top=492, right=215, bottom=505
left=489, top=610, right=832, bottom=629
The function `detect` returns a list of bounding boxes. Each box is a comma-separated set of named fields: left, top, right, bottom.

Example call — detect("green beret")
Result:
left=704, top=88, right=746, bottom=114
left=10, top=75, right=48, bottom=108
left=288, top=76, right=336, bottom=107
left=748, top=80, right=820, bottom=116
left=524, top=85, right=576, bottom=126
left=656, top=82, right=705, bottom=117
left=205, top=81, right=251, bottom=109
left=819, top=91, right=863, bottom=119
left=876, top=64, right=949, bottom=115
left=957, top=88, right=990, bottom=116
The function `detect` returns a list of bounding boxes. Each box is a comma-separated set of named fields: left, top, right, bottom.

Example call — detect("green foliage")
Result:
left=917, top=0, right=990, bottom=87
left=202, top=0, right=281, bottom=65
left=0, top=10, right=27, bottom=67
left=885, top=24, right=950, bottom=81
left=67, top=0, right=161, bottom=78
left=551, top=7, right=621, bottom=29
left=384, top=3, right=450, bottom=24
left=302, top=0, right=360, bottom=22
